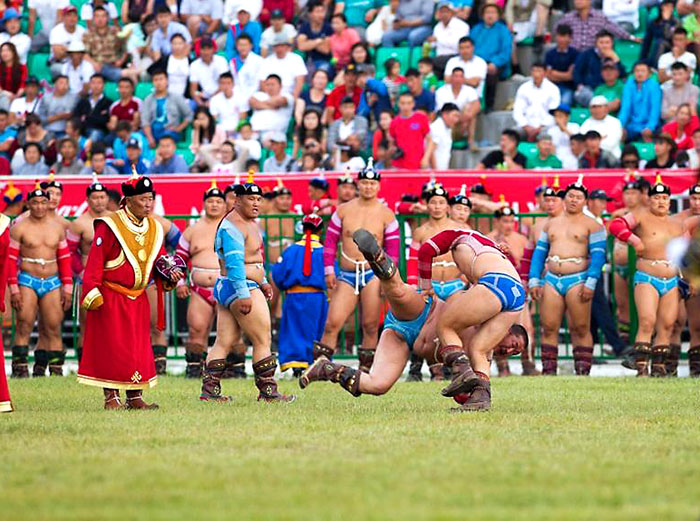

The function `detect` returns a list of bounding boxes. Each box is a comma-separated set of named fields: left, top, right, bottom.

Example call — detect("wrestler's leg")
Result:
left=539, top=284, right=566, bottom=375
left=147, top=284, right=168, bottom=374
left=185, top=291, right=214, bottom=378
left=201, top=305, right=240, bottom=401
left=614, top=273, right=630, bottom=331
left=565, top=285, right=594, bottom=375
left=668, top=300, right=686, bottom=376
left=12, top=286, right=39, bottom=378
left=633, top=284, right=660, bottom=376
left=38, top=289, right=65, bottom=376
left=357, top=330, right=409, bottom=395
left=358, top=278, right=382, bottom=371
left=686, top=296, right=700, bottom=377
left=317, top=282, right=359, bottom=355
left=377, top=269, right=426, bottom=321
left=650, top=288, right=679, bottom=377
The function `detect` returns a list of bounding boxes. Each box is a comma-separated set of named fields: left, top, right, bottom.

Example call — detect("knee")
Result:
left=363, top=377, right=391, bottom=396
left=541, top=321, right=558, bottom=338
left=361, top=319, right=379, bottom=338
left=570, top=324, right=590, bottom=340
left=637, top=316, right=656, bottom=334
left=323, top=316, right=343, bottom=335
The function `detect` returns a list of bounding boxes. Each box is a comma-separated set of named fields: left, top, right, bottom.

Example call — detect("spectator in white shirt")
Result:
left=180, top=0, right=224, bottom=40
left=62, top=40, right=95, bottom=97
left=657, top=28, right=697, bottom=84
left=209, top=72, right=248, bottom=134
left=580, top=95, right=623, bottom=159
left=427, top=1, right=469, bottom=75
left=429, top=102, right=460, bottom=170
left=249, top=73, right=294, bottom=144
left=189, top=36, right=230, bottom=106
left=9, top=76, right=42, bottom=127
left=683, top=127, right=700, bottom=168
left=260, top=10, right=298, bottom=58
left=444, top=36, right=487, bottom=98
left=602, top=0, right=639, bottom=33
left=166, top=33, right=191, bottom=98
left=258, top=33, right=307, bottom=99
left=28, top=0, right=69, bottom=53
left=513, top=62, right=561, bottom=142
left=223, top=0, right=262, bottom=26
left=48, top=6, right=86, bottom=79
left=546, top=104, right=581, bottom=170
left=435, top=67, right=480, bottom=147
left=230, top=34, right=264, bottom=108
left=0, top=9, right=31, bottom=65
left=81, top=0, right=120, bottom=30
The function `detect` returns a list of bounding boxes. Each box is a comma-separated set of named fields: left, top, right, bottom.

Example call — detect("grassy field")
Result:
left=2, top=375, right=700, bottom=521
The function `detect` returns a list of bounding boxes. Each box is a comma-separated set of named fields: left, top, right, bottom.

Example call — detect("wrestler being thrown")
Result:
left=9, top=185, right=72, bottom=378
left=313, top=159, right=399, bottom=372
left=609, top=175, right=688, bottom=377
left=528, top=176, right=606, bottom=376
left=299, top=228, right=528, bottom=412
left=200, top=177, right=295, bottom=403
left=175, top=181, right=227, bottom=378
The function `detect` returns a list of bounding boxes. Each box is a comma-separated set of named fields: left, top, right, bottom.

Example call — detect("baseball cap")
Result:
left=270, top=8, right=284, bottom=19
left=269, top=131, right=287, bottom=143
left=550, top=103, right=570, bottom=115
left=126, top=137, right=141, bottom=149
left=25, top=76, right=39, bottom=86
left=271, top=32, right=291, bottom=46
left=2, top=8, right=21, bottom=22
left=68, top=39, right=86, bottom=53
left=436, top=0, right=454, bottom=9
left=344, top=63, right=358, bottom=75
left=589, top=189, right=611, bottom=201
left=601, top=59, right=618, bottom=70
left=589, top=95, right=608, bottom=107
left=63, top=5, right=78, bottom=15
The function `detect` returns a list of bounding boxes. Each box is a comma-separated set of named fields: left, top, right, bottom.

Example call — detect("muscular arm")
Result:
left=383, top=218, right=400, bottom=263
left=56, top=237, right=73, bottom=293
left=608, top=212, right=642, bottom=248
left=164, top=221, right=182, bottom=251
left=584, top=227, right=607, bottom=290
left=217, top=221, right=250, bottom=299
left=323, top=210, right=342, bottom=276
left=527, top=230, right=550, bottom=289
left=417, top=229, right=467, bottom=290
left=175, top=231, right=191, bottom=287
left=66, top=226, right=84, bottom=276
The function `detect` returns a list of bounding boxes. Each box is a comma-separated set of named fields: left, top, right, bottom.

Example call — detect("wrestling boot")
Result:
left=521, top=358, right=541, bottom=376
left=540, top=344, right=558, bottom=375
left=152, top=345, right=167, bottom=375
left=451, top=374, right=491, bottom=412
left=429, top=363, right=445, bottom=381
left=439, top=345, right=480, bottom=398
left=358, top=348, right=375, bottom=373
left=312, top=341, right=335, bottom=361
left=231, top=352, right=247, bottom=378
left=689, top=345, right=700, bottom=378
left=650, top=345, right=670, bottom=377
left=223, top=347, right=247, bottom=378
left=184, top=344, right=204, bottom=379
left=298, top=357, right=361, bottom=396
left=352, top=229, right=396, bottom=280
left=200, top=359, right=233, bottom=402
left=125, top=390, right=159, bottom=410
left=620, top=346, right=637, bottom=371
left=253, top=355, right=296, bottom=402
left=11, top=345, right=29, bottom=378
left=48, top=350, right=66, bottom=376
left=666, top=344, right=681, bottom=377
left=32, top=349, right=48, bottom=377
left=406, top=354, right=424, bottom=382
left=573, top=346, right=593, bottom=376
left=494, top=354, right=511, bottom=377
left=103, top=389, right=123, bottom=410
left=634, top=342, right=652, bottom=377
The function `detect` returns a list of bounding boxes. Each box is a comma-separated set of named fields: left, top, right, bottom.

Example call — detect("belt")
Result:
left=104, top=280, right=145, bottom=300
left=287, top=285, right=324, bottom=294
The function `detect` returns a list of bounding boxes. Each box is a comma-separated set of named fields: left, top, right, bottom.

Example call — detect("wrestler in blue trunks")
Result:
left=633, top=271, right=679, bottom=297
left=18, top=272, right=62, bottom=298
left=383, top=296, right=434, bottom=350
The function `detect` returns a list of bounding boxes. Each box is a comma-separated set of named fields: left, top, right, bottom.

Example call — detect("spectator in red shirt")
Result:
left=661, top=103, right=700, bottom=151
left=0, top=41, right=26, bottom=110
left=107, top=77, right=142, bottom=133
left=324, top=63, right=362, bottom=121
left=260, top=0, right=294, bottom=26
left=389, top=92, right=431, bottom=170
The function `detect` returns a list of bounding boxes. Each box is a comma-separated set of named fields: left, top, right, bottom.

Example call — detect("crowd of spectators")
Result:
left=0, top=0, right=696, bottom=177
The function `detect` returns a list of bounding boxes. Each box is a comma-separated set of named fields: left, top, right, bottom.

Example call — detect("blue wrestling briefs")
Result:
left=18, top=272, right=61, bottom=298
left=214, top=278, right=260, bottom=308
left=633, top=271, right=679, bottom=297
left=544, top=271, right=587, bottom=297
left=384, top=296, right=433, bottom=351
left=336, top=267, right=375, bottom=293
left=432, top=278, right=466, bottom=301
left=478, top=272, right=525, bottom=312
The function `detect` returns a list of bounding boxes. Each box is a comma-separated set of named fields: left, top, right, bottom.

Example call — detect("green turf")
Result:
left=2, top=376, right=700, bottom=520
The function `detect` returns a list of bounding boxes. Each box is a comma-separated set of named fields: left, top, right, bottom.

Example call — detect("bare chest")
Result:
left=189, top=223, right=218, bottom=256
left=342, top=206, right=386, bottom=241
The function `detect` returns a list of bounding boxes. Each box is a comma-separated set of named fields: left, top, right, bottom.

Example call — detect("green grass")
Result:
left=2, top=376, right=700, bottom=520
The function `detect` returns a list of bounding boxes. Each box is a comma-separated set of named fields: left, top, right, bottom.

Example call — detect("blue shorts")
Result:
left=214, top=278, right=260, bottom=308
left=544, top=271, right=587, bottom=297
left=336, top=267, right=375, bottom=292
left=384, top=297, right=433, bottom=351
left=18, top=272, right=61, bottom=298
left=634, top=271, right=679, bottom=297
left=478, top=272, right=525, bottom=312
left=432, top=278, right=466, bottom=301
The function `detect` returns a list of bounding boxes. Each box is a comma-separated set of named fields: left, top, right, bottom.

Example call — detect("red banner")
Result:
left=3, top=169, right=698, bottom=218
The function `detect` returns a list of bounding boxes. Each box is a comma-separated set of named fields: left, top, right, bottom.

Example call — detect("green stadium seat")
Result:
left=27, top=52, right=51, bottom=82
left=517, top=142, right=538, bottom=161
left=375, top=47, right=411, bottom=79
left=614, top=40, right=641, bottom=72
left=179, top=147, right=195, bottom=165
left=409, top=46, right=433, bottom=69
left=632, top=142, right=656, bottom=161
left=570, top=108, right=590, bottom=126
left=451, top=139, right=468, bottom=150
left=634, top=6, right=648, bottom=39
left=104, top=81, right=119, bottom=101
left=135, top=81, right=152, bottom=100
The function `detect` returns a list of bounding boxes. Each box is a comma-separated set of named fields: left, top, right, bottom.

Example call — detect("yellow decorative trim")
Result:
left=81, top=287, right=104, bottom=310
left=280, top=361, right=309, bottom=371
left=76, top=373, right=158, bottom=391
left=0, top=214, right=10, bottom=237
left=104, top=250, right=125, bottom=270
left=0, top=400, right=13, bottom=413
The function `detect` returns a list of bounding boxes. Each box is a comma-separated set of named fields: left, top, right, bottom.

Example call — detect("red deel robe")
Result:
left=0, top=214, right=12, bottom=412
left=77, top=210, right=166, bottom=390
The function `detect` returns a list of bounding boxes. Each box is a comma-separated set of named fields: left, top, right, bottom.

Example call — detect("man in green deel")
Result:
left=527, top=133, right=563, bottom=169
left=593, top=60, right=624, bottom=115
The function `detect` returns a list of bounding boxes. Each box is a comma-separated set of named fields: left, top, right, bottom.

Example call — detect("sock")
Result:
left=540, top=344, right=558, bottom=375
left=573, top=345, right=593, bottom=376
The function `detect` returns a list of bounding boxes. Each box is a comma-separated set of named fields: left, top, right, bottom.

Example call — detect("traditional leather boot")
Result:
left=32, top=349, right=48, bottom=377
left=620, top=346, right=637, bottom=370
left=650, top=345, right=670, bottom=377
left=689, top=345, right=700, bottom=378
left=494, top=353, right=511, bottom=377
left=152, top=345, right=167, bottom=375
left=253, top=355, right=295, bottom=402
left=125, top=390, right=159, bottom=410
left=406, top=354, right=423, bottom=382
left=521, top=357, right=541, bottom=376
left=540, top=344, right=558, bottom=375
left=103, top=388, right=123, bottom=410
left=352, top=229, right=396, bottom=280
left=343, top=330, right=355, bottom=355
left=451, top=373, right=491, bottom=412
left=573, top=345, right=593, bottom=376
left=48, top=350, right=66, bottom=376
left=11, top=345, right=29, bottom=378
left=185, top=344, right=204, bottom=379
left=200, top=359, right=233, bottom=402
left=312, top=341, right=334, bottom=360
left=634, top=342, right=652, bottom=377
left=299, top=357, right=361, bottom=396
left=429, top=363, right=445, bottom=381
left=666, top=344, right=681, bottom=377
left=231, top=352, right=247, bottom=378
left=358, top=348, right=375, bottom=373
left=223, top=345, right=246, bottom=378
left=439, top=345, right=479, bottom=398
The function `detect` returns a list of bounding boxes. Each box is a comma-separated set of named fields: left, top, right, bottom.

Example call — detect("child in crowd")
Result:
left=418, top=58, right=438, bottom=93
left=382, top=58, right=405, bottom=106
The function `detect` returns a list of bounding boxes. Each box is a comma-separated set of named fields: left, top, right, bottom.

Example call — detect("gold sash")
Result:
left=98, top=209, right=164, bottom=292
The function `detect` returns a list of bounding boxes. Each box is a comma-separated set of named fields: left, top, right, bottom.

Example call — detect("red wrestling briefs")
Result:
left=190, top=281, right=216, bottom=307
